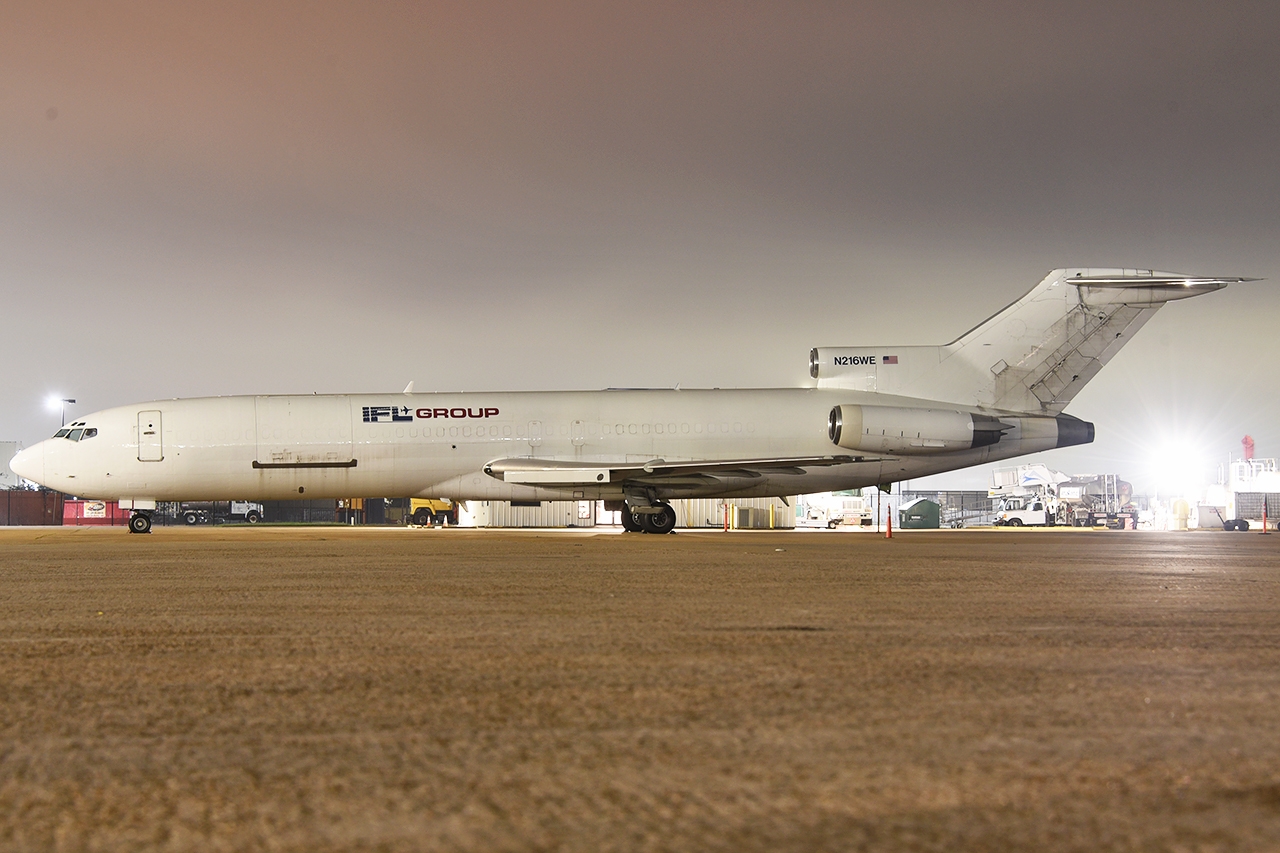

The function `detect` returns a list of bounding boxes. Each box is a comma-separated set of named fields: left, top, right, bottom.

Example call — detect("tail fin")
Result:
left=812, top=269, right=1249, bottom=414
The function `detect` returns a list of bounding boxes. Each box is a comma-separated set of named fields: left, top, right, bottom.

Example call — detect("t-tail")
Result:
left=810, top=268, right=1250, bottom=416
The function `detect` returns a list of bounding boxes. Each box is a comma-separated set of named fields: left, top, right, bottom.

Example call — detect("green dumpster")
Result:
left=899, top=498, right=940, bottom=529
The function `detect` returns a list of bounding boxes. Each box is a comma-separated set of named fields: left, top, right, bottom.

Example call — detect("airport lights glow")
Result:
left=1148, top=439, right=1210, bottom=501
left=46, top=395, right=76, bottom=427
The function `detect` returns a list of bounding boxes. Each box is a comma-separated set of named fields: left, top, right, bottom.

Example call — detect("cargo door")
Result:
left=137, top=411, right=163, bottom=461
left=254, top=397, right=355, bottom=468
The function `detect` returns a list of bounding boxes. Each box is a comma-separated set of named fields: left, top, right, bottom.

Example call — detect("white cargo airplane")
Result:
left=11, top=269, right=1245, bottom=534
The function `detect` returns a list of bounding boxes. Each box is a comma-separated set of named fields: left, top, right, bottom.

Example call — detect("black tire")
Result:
left=1235, top=519, right=1250, bottom=532
left=129, top=513, right=152, bottom=534
left=245, top=511, right=260, bottom=524
left=183, top=511, right=199, bottom=525
left=412, top=509, right=431, bottom=526
left=1007, top=518, right=1023, bottom=527
left=827, top=520, right=839, bottom=529
left=620, top=506, right=644, bottom=532
left=640, top=504, right=677, bottom=535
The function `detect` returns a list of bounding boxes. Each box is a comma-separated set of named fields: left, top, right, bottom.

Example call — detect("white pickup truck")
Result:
left=993, top=496, right=1057, bottom=527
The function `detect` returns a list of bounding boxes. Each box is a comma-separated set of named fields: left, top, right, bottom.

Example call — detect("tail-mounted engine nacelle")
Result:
left=828, top=404, right=1010, bottom=455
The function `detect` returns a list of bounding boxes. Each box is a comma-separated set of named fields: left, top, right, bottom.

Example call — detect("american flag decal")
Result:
left=883, top=355, right=898, bottom=364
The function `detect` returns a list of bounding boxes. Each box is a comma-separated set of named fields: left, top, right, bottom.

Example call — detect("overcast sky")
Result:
left=3, top=1, right=1278, bottom=492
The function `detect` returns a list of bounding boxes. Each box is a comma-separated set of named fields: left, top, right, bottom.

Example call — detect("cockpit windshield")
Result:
left=54, top=426, right=97, bottom=441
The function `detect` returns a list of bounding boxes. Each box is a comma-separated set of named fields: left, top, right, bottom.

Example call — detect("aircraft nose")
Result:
left=9, top=443, right=44, bottom=486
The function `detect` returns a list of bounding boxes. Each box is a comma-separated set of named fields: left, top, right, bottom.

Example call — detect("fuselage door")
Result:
left=254, top=396, right=354, bottom=467
left=137, top=410, right=163, bottom=461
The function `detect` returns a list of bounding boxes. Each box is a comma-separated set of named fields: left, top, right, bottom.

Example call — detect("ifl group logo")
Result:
left=362, top=405, right=500, bottom=423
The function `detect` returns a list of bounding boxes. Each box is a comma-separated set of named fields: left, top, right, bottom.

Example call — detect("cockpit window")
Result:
left=53, top=428, right=71, bottom=438
left=82, top=428, right=98, bottom=439
left=67, top=428, right=85, bottom=441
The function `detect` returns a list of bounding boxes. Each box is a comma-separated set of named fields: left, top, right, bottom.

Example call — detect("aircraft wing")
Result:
left=484, top=455, right=872, bottom=485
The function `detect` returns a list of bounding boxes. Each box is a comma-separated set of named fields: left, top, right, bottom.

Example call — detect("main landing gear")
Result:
left=620, top=506, right=644, bottom=532
left=128, top=512, right=152, bottom=534
left=621, top=501, right=677, bottom=534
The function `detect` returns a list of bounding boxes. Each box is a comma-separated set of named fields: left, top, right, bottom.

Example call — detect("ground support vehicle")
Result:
left=796, top=492, right=874, bottom=528
left=409, top=498, right=456, bottom=526
left=1082, top=508, right=1139, bottom=530
left=1056, top=474, right=1135, bottom=528
left=796, top=505, right=841, bottom=528
left=993, top=496, right=1059, bottom=527
left=990, top=465, right=1063, bottom=527
left=1203, top=506, right=1251, bottom=531
left=178, top=501, right=263, bottom=525
left=990, top=466, right=1138, bottom=528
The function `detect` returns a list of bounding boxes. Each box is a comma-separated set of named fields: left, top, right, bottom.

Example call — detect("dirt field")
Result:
left=1, top=526, right=1278, bottom=852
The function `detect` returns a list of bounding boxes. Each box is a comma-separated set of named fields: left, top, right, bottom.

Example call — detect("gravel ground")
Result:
left=1, top=525, right=1278, bottom=852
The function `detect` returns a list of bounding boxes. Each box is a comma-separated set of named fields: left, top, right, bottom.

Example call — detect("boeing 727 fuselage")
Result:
left=10, top=269, right=1247, bottom=533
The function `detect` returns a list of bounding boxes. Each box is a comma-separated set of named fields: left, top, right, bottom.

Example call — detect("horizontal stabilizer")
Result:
left=1067, top=272, right=1254, bottom=306
left=1066, top=273, right=1256, bottom=287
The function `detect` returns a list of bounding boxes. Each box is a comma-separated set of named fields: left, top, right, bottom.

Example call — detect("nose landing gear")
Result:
left=128, top=512, right=153, bottom=534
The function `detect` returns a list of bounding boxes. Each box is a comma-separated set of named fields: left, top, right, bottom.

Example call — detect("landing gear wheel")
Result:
left=184, top=511, right=199, bottom=525
left=639, top=503, right=677, bottom=535
left=129, top=513, right=152, bottom=534
left=620, top=506, right=644, bottom=533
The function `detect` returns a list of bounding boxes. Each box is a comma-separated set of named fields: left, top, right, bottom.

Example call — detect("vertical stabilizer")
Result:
left=811, top=269, right=1245, bottom=413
